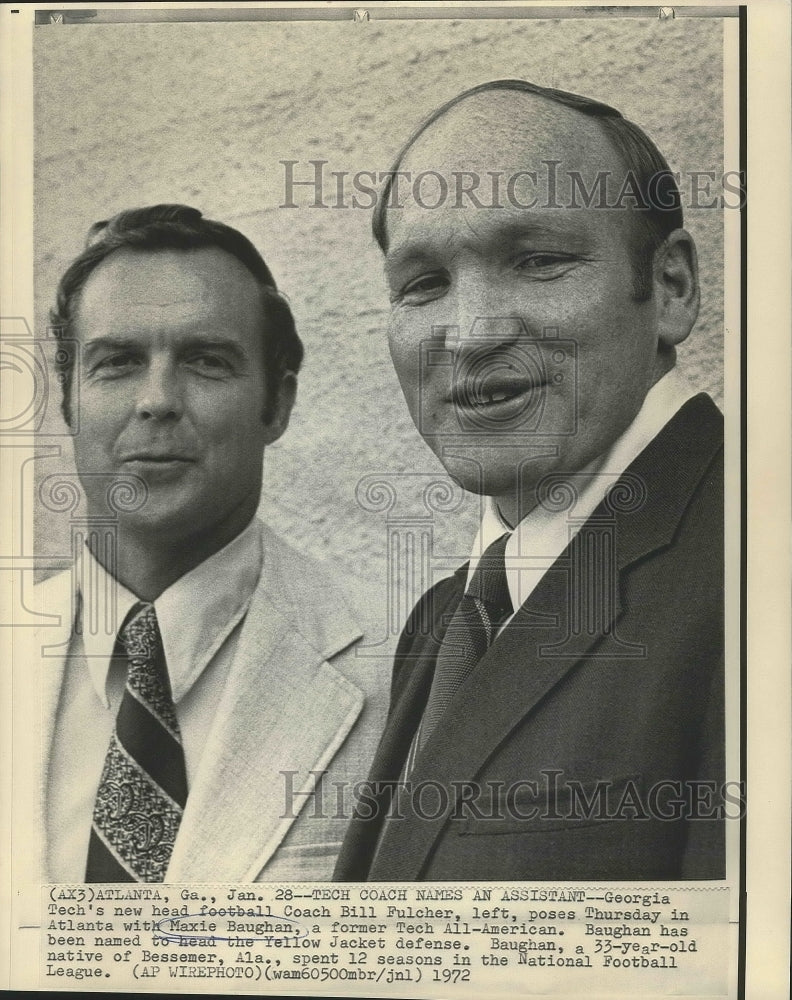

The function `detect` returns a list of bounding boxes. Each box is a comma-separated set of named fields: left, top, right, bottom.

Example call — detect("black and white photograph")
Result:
left=1, top=2, right=789, bottom=997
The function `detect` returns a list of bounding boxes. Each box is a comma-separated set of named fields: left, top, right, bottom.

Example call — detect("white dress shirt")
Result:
left=467, top=369, right=701, bottom=619
left=46, top=516, right=264, bottom=882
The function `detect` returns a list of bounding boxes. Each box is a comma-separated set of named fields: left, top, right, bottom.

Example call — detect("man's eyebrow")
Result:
left=384, top=247, right=435, bottom=279
left=176, top=337, right=248, bottom=358
left=82, top=336, right=141, bottom=357
left=81, top=336, right=250, bottom=361
left=384, top=224, right=458, bottom=276
left=495, top=217, right=594, bottom=242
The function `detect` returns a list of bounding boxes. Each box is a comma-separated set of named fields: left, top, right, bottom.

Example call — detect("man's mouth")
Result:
left=473, top=386, right=528, bottom=406
left=121, top=452, right=196, bottom=463
left=452, top=377, right=545, bottom=408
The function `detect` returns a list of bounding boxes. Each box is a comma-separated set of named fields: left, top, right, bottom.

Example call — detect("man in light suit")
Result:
left=23, top=204, right=386, bottom=883
left=335, top=81, right=726, bottom=881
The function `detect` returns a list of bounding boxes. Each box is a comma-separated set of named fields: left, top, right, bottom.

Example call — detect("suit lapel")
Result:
left=168, top=531, right=365, bottom=881
left=334, top=574, right=463, bottom=879
left=369, top=566, right=579, bottom=879
left=375, top=573, right=467, bottom=783
left=609, top=394, right=724, bottom=568
left=369, top=395, right=723, bottom=879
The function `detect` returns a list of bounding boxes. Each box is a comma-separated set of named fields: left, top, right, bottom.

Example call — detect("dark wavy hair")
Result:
left=371, top=79, right=683, bottom=301
left=51, top=203, right=304, bottom=426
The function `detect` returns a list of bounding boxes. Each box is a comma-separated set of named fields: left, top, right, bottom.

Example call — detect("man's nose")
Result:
left=443, top=273, right=525, bottom=355
left=134, top=358, right=183, bottom=421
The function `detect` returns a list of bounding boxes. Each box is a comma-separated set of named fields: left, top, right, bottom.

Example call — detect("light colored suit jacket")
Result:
left=15, top=522, right=389, bottom=884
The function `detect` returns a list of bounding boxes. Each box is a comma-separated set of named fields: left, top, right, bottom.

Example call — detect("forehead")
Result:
left=386, top=91, right=633, bottom=253
left=74, top=246, right=264, bottom=339
left=405, top=91, right=625, bottom=172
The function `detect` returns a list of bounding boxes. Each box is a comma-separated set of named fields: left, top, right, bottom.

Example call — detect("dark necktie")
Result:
left=85, top=602, right=188, bottom=882
left=408, top=531, right=512, bottom=770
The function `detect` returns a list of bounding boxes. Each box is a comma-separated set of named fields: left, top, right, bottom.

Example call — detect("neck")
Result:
left=87, top=506, right=257, bottom=602
left=494, top=363, right=677, bottom=528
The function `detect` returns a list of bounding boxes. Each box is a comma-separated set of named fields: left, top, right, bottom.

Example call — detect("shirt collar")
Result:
left=79, top=517, right=263, bottom=707
left=467, top=368, right=700, bottom=610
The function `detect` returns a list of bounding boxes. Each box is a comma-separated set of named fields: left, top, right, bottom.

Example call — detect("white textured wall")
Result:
left=33, top=15, right=724, bottom=615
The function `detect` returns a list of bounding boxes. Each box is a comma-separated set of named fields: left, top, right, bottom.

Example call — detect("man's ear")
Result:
left=262, top=371, right=297, bottom=444
left=653, top=228, right=700, bottom=349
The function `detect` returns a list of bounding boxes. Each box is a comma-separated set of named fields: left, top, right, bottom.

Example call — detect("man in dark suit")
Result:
left=335, top=80, right=726, bottom=880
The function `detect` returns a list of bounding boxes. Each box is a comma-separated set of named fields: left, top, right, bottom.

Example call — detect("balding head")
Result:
left=374, top=80, right=683, bottom=300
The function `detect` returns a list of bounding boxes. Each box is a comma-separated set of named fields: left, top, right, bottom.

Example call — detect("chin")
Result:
left=436, top=438, right=563, bottom=496
left=431, top=453, right=509, bottom=500
left=115, top=509, right=188, bottom=538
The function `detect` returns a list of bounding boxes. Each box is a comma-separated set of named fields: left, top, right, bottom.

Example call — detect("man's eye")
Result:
left=515, top=253, right=575, bottom=273
left=186, top=353, right=232, bottom=375
left=395, top=272, right=449, bottom=304
left=91, top=353, right=140, bottom=377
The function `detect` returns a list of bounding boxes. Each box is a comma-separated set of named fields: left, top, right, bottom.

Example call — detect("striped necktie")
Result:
left=407, top=531, right=512, bottom=772
left=85, top=602, right=188, bottom=882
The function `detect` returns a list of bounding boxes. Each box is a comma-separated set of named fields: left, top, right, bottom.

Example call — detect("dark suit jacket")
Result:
left=334, top=394, right=725, bottom=881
